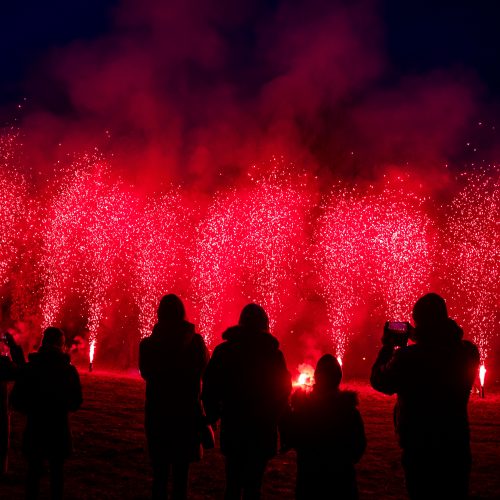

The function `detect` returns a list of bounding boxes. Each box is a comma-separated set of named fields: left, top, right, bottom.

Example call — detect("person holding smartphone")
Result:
left=370, top=293, right=479, bottom=500
left=0, top=331, right=25, bottom=475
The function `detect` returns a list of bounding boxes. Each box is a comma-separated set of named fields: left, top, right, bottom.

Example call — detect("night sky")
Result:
left=1, top=0, right=499, bottom=178
left=2, top=1, right=500, bottom=107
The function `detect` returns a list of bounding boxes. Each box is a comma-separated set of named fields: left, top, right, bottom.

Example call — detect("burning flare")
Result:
left=293, top=363, right=315, bottom=389
left=479, top=364, right=486, bottom=388
left=89, top=340, right=96, bottom=364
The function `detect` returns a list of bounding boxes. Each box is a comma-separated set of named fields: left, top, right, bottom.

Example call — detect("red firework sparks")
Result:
left=443, top=170, right=500, bottom=363
left=192, top=164, right=311, bottom=346
left=0, top=134, right=497, bottom=368
left=314, top=179, right=432, bottom=361
left=131, top=191, right=192, bottom=339
left=40, top=159, right=138, bottom=359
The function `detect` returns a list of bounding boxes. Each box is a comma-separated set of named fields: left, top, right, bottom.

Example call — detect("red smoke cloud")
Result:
left=14, top=0, right=481, bottom=190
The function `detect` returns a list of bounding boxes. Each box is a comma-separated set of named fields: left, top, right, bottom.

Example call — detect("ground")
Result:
left=1, top=372, right=499, bottom=499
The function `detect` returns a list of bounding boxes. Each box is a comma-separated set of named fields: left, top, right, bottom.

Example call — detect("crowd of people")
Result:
left=0, top=292, right=480, bottom=500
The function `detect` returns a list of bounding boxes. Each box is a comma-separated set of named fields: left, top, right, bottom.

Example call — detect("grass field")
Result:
left=0, top=372, right=499, bottom=499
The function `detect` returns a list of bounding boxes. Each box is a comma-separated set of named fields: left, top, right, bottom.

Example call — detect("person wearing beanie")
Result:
left=11, top=327, right=82, bottom=500
left=371, top=293, right=480, bottom=500
left=284, top=354, right=366, bottom=500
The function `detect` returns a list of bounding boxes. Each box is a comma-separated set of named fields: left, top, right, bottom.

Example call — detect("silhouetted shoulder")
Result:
left=462, top=340, right=480, bottom=361
left=336, top=389, right=359, bottom=408
left=192, top=333, right=207, bottom=349
left=221, top=326, right=280, bottom=350
left=221, top=325, right=240, bottom=341
left=139, top=335, right=151, bottom=349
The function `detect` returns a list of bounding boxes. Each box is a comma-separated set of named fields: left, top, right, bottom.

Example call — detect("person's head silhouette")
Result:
left=314, top=354, right=342, bottom=391
left=412, top=293, right=448, bottom=329
left=157, top=294, right=186, bottom=324
left=238, top=304, right=269, bottom=332
left=41, top=327, right=65, bottom=350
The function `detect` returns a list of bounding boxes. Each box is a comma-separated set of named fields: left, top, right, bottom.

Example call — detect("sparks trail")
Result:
left=192, top=165, right=311, bottom=347
left=0, top=135, right=27, bottom=293
left=40, top=159, right=138, bottom=360
left=0, top=135, right=496, bottom=370
left=131, top=191, right=192, bottom=339
left=443, top=169, right=500, bottom=363
left=314, top=180, right=432, bottom=361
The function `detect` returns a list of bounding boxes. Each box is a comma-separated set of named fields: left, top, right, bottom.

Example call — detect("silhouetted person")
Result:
left=139, top=294, right=209, bottom=500
left=202, top=304, right=291, bottom=500
left=0, top=332, right=25, bottom=475
left=283, top=354, right=365, bottom=500
left=11, top=327, right=82, bottom=500
left=371, top=293, right=479, bottom=500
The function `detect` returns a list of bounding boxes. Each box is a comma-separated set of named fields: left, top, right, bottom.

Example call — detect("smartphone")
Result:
left=384, top=321, right=410, bottom=347
left=386, top=321, right=409, bottom=333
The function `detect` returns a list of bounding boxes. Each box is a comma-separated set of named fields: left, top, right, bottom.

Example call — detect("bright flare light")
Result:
left=89, top=339, right=96, bottom=364
left=293, top=363, right=315, bottom=389
left=479, top=364, right=486, bottom=388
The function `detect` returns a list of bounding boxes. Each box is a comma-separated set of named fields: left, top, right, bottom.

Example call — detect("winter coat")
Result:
left=285, top=388, right=366, bottom=500
left=0, top=344, right=25, bottom=458
left=370, top=319, right=479, bottom=454
left=202, top=325, right=291, bottom=459
left=139, top=320, right=209, bottom=463
left=10, top=348, right=82, bottom=459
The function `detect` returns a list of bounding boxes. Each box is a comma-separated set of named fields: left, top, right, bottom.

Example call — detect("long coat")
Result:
left=370, top=318, right=479, bottom=498
left=202, top=326, right=291, bottom=459
left=0, top=344, right=25, bottom=461
left=10, top=348, right=82, bottom=459
left=139, top=320, right=209, bottom=463
left=285, top=388, right=366, bottom=500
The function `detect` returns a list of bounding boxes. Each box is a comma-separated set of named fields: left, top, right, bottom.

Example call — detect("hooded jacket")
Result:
left=139, top=320, right=209, bottom=462
left=370, top=318, right=479, bottom=451
left=285, top=387, right=366, bottom=500
left=202, top=325, right=291, bottom=458
left=288, top=388, right=365, bottom=462
left=0, top=343, right=25, bottom=460
left=10, top=348, right=82, bottom=459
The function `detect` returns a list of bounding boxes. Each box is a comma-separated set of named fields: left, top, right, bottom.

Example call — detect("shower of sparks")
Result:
left=40, top=159, right=138, bottom=361
left=131, top=191, right=191, bottom=339
left=0, top=133, right=497, bottom=367
left=314, top=180, right=432, bottom=360
left=0, top=135, right=27, bottom=291
left=443, top=170, right=499, bottom=363
left=192, top=165, right=311, bottom=346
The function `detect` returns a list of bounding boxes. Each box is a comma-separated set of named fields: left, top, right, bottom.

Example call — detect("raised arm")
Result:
left=370, top=345, right=402, bottom=395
